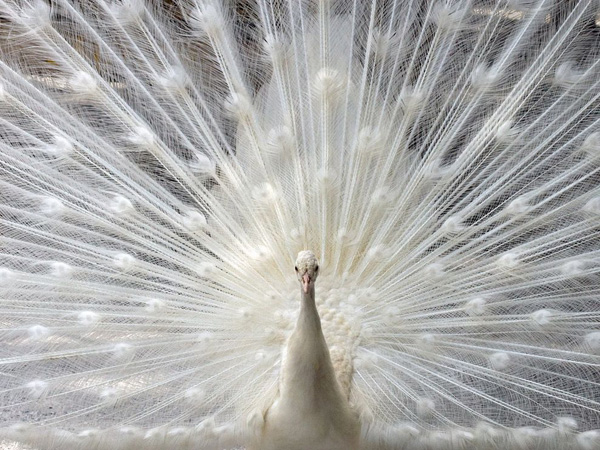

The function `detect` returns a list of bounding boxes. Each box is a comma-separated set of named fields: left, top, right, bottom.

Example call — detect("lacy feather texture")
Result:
left=0, top=0, right=600, bottom=449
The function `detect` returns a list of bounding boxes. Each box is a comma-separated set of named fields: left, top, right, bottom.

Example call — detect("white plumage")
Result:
left=253, top=251, right=359, bottom=450
left=0, top=1, right=599, bottom=449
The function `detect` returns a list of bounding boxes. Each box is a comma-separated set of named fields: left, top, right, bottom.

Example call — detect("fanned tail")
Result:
left=0, top=1, right=599, bottom=449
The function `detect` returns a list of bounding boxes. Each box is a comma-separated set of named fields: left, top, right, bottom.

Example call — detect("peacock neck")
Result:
left=298, top=284, right=322, bottom=332
left=277, top=282, right=333, bottom=404
left=263, top=280, right=360, bottom=449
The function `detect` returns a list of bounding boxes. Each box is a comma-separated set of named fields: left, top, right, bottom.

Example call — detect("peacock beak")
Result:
left=302, top=273, right=311, bottom=293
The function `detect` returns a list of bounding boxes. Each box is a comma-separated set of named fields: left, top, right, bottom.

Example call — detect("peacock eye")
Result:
left=315, top=265, right=319, bottom=272
left=294, top=266, right=298, bottom=272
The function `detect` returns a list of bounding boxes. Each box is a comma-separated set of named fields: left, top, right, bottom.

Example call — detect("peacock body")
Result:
left=0, top=0, right=599, bottom=449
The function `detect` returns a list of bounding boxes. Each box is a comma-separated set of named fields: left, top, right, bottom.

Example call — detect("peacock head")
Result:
left=295, top=250, right=319, bottom=294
